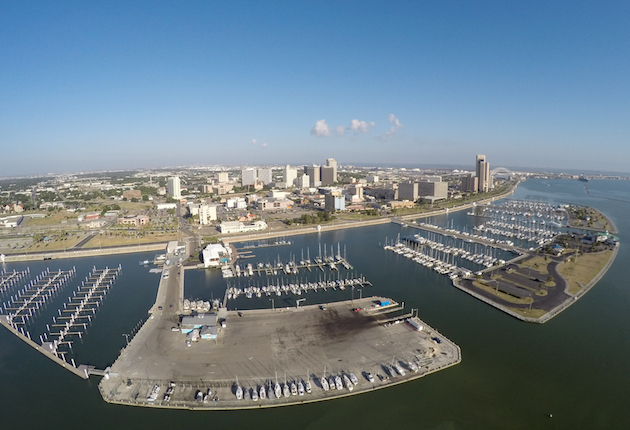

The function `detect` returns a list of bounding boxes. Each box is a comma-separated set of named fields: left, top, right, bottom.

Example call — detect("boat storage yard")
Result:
left=99, top=295, right=461, bottom=409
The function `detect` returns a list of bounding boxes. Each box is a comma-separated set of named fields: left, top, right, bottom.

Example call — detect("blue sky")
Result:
left=1, top=1, right=629, bottom=176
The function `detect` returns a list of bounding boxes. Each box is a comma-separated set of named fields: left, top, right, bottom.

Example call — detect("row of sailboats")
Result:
left=234, top=371, right=313, bottom=401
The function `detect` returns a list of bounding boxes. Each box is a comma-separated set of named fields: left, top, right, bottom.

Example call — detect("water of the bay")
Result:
left=0, top=178, right=628, bottom=429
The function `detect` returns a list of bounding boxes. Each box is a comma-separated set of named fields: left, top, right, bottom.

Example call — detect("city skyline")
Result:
left=1, top=1, right=629, bottom=177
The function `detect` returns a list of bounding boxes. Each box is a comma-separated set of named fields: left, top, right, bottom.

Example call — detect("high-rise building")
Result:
left=283, top=165, right=297, bottom=185
left=325, top=193, right=345, bottom=212
left=461, top=174, right=478, bottom=193
left=417, top=180, right=448, bottom=199
left=398, top=182, right=419, bottom=201
left=304, top=165, right=321, bottom=187
left=476, top=155, right=490, bottom=193
left=321, top=166, right=336, bottom=185
left=216, top=172, right=229, bottom=183
left=241, top=169, right=257, bottom=186
left=257, top=168, right=273, bottom=185
left=325, top=158, right=338, bottom=183
left=167, top=176, right=181, bottom=199
left=295, top=174, right=310, bottom=188
left=197, top=203, right=217, bottom=225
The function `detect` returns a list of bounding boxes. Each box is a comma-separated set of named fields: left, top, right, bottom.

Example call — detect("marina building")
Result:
left=202, top=243, right=230, bottom=268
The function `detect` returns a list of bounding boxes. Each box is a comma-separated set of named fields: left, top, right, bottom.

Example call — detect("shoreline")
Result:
left=219, top=180, right=522, bottom=244
left=0, top=180, right=521, bottom=261
left=452, top=243, right=620, bottom=324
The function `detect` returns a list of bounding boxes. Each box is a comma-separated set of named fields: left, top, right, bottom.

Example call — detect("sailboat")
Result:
left=259, top=384, right=266, bottom=400
left=320, top=366, right=329, bottom=391
left=283, top=374, right=291, bottom=398
left=343, top=374, right=353, bottom=391
left=275, top=372, right=282, bottom=399
left=235, top=376, right=243, bottom=400
left=305, top=370, right=312, bottom=394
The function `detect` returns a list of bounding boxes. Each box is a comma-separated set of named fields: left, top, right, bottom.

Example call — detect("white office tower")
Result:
left=283, top=165, right=297, bottom=185
left=167, top=176, right=181, bottom=199
left=325, top=158, right=338, bottom=183
left=241, top=168, right=257, bottom=186
left=198, top=204, right=217, bottom=225
left=257, top=168, right=273, bottom=185
left=295, top=174, right=310, bottom=188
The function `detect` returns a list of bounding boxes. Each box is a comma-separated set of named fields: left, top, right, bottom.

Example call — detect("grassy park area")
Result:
left=557, top=250, right=613, bottom=295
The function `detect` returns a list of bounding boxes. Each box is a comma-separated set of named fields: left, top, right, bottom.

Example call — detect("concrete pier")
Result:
left=99, top=296, right=461, bottom=410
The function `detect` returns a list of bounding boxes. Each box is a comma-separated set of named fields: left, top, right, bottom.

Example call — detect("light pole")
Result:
left=269, top=298, right=275, bottom=311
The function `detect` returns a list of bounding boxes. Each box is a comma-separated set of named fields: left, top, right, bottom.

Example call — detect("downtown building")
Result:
left=167, top=176, right=181, bottom=199
left=476, top=155, right=490, bottom=193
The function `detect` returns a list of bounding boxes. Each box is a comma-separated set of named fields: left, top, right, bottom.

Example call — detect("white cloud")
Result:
left=336, top=125, right=346, bottom=136
left=261, top=142, right=268, bottom=148
left=349, top=119, right=375, bottom=133
left=382, top=114, right=404, bottom=138
left=388, top=114, right=403, bottom=128
left=251, top=139, right=258, bottom=145
left=310, top=119, right=330, bottom=137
